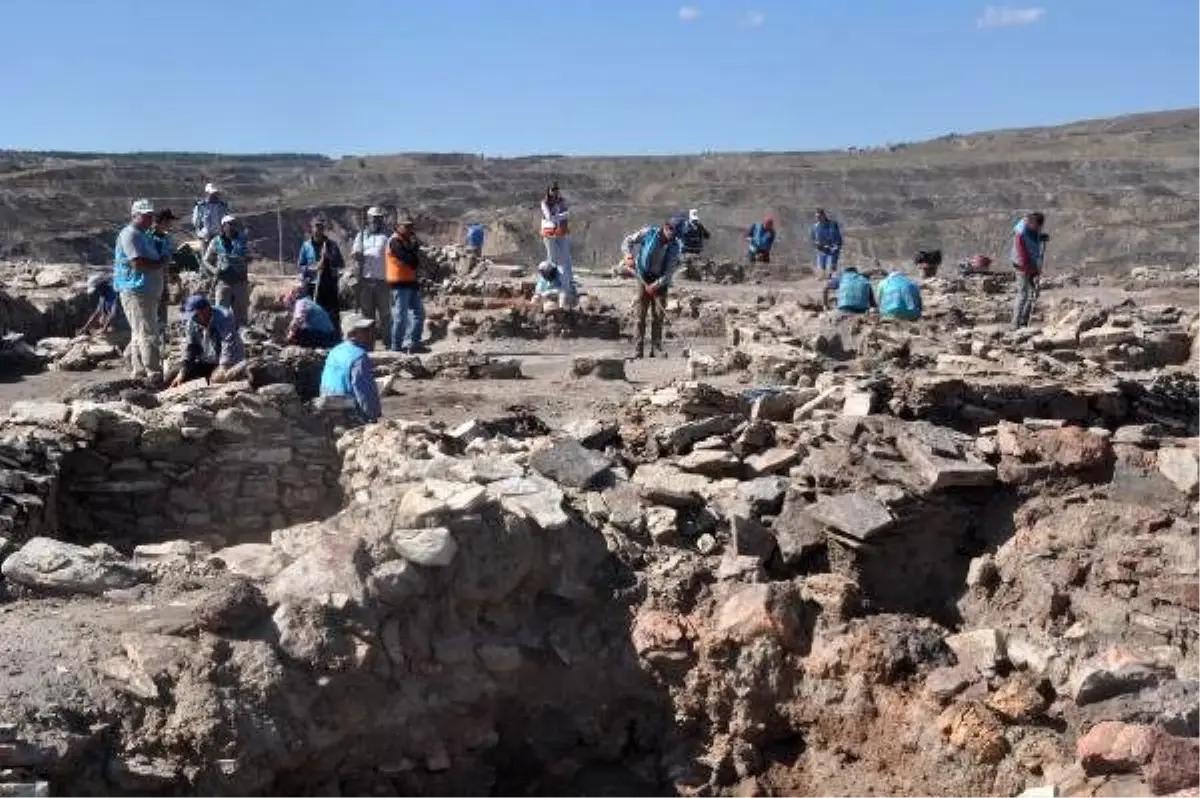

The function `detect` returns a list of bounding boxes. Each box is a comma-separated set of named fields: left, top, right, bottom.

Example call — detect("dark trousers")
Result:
left=747, top=250, right=771, bottom=265
left=291, top=328, right=339, bottom=349
left=306, top=276, right=341, bottom=335
left=634, top=286, right=667, bottom=353
left=1012, top=272, right=1039, bottom=328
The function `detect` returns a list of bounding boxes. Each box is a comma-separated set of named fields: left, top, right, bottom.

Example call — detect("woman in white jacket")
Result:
left=540, top=183, right=574, bottom=307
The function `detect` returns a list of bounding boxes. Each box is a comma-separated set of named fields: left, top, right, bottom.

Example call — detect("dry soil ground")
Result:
left=3, top=271, right=1194, bottom=423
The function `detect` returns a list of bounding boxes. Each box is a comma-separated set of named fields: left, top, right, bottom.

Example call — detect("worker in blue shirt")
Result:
left=745, top=216, right=776, bottom=264
left=835, top=266, right=877, bottom=316
left=877, top=270, right=923, bottom=321
left=297, top=216, right=344, bottom=333
left=78, top=274, right=124, bottom=334
left=811, top=208, right=843, bottom=279
left=319, top=313, right=382, bottom=423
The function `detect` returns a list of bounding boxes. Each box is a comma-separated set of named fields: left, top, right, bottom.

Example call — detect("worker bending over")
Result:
left=622, top=219, right=681, bottom=359
left=877, top=270, right=923, bottom=321
left=168, top=294, right=245, bottom=387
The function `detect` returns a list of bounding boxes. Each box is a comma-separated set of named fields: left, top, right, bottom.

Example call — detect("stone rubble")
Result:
left=0, top=264, right=1192, bottom=796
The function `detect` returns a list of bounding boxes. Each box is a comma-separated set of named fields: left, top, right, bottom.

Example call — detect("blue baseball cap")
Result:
left=182, top=294, right=210, bottom=315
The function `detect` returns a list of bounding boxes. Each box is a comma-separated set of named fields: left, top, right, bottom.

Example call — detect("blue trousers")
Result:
left=390, top=285, right=425, bottom=351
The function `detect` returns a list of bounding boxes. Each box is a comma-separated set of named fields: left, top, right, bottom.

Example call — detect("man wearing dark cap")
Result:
left=621, top=219, right=681, bottom=358
left=297, top=216, right=344, bottom=333
left=167, top=294, right=246, bottom=387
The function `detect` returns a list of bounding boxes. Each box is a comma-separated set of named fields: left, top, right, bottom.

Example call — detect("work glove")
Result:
left=1039, top=233, right=1050, bottom=243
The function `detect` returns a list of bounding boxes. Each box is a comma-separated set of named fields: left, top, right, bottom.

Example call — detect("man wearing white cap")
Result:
left=113, top=199, right=168, bottom=382
left=350, top=207, right=391, bottom=334
left=192, top=183, right=230, bottom=245
left=202, top=214, right=252, bottom=326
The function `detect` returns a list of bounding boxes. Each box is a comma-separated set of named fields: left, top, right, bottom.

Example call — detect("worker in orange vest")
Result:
left=385, top=218, right=425, bottom=353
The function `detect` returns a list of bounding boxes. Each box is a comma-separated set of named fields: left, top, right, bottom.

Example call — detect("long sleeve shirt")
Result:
left=182, top=307, right=245, bottom=367
left=349, top=353, right=381, bottom=422
left=192, top=199, right=229, bottom=240
left=297, top=238, right=344, bottom=284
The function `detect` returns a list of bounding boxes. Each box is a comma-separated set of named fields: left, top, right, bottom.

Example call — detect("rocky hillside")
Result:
left=0, top=109, right=1196, bottom=273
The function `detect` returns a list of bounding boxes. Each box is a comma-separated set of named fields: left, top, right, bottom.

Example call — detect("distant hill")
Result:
left=1, top=108, right=1196, bottom=274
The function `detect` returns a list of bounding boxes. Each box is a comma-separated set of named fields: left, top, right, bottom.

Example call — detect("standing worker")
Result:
left=385, top=217, right=426, bottom=353
left=745, top=216, right=776, bottom=265
left=540, top=182, right=574, bottom=308
left=319, top=313, right=382, bottom=423
left=191, top=183, right=229, bottom=247
left=297, top=216, right=344, bottom=334
left=203, top=214, right=252, bottom=327
left=148, top=209, right=177, bottom=334
left=114, top=199, right=168, bottom=383
left=811, top=208, right=843, bottom=279
left=679, top=209, right=711, bottom=257
left=876, top=269, right=923, bottom=321
left=1010, top=212, right=1048, bottom=329
left=621, top=219, right=681, bottom=359
left=350, top=207, right=391, bottom=333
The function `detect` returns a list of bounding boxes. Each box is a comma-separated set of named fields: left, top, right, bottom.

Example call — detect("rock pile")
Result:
left=0, top=261, right=1195, bottom=796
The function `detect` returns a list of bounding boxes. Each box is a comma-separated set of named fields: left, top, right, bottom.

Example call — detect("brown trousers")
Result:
left=634, top=286, right=667, bottom=351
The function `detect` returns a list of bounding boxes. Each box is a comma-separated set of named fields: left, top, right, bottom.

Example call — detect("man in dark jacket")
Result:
left=679, top=209, right=711, bottom=256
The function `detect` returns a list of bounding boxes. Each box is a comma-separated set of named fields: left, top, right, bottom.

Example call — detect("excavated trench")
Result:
left=0, top=389, right=688, bottom=796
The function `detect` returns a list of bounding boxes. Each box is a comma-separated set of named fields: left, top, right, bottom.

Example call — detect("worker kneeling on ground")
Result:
left=877, top=270, right=923, bottom=321
left=835, top=266, right=877, bottom=316
left=79, top=274, right=124, bottom=335
left=319, top=313, right=382, bottom=423
left=622, top=219, right=681, bottom=359
left=285, top=285, right=339, bottom=348
left=534, top=261, right=563, bottom=300
left=168, top=294, right=246, bottom=388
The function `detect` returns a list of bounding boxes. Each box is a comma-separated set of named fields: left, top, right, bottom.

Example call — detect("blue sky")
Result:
left=0, top=0, right=1195, bottom=156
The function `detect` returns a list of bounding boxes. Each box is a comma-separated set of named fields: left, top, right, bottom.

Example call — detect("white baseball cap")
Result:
left=131, top=199, right=154, bottom=216
left=205, top=183, right=219, bottom=194
left=343, top=312, right=376, bottom=332
left=367, top=206, right=385, bottom=217
left=220, top=214, right=237, bottom=225
left=688, top=208, right=700, bottom=221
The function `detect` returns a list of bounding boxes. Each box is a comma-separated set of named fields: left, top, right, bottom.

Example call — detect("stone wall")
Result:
left=0, top=380, right=344, bottom=550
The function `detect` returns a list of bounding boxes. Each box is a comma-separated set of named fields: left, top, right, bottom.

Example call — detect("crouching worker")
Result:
left=285, top=286, right=339, bottom=348
left=622, top=219, right=680, bottom=358
left=877, top=270, right=923, bottom=321
left=319, top=313, right=382, bottom=423
left=534, top=261, right=563, bottom=299
left=835, top=266, right=876, bottom=316
left=167, top=294, right=246, bottom=387
left=79, top=274, right=123, bottom=335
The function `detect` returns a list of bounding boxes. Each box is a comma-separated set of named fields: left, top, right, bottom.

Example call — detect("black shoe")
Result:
left=634, top=346, right=644, bottom=359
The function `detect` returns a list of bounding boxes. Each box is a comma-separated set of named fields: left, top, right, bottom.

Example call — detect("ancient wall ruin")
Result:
left=1, top=381, right=343, bottom=550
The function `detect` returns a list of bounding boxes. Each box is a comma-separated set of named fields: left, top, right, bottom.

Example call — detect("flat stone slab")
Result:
left=895, top=434, right=996, bottom=490
left=806, top=492, right=895, bottom=541
left=530, top=439, right=612, bottom=490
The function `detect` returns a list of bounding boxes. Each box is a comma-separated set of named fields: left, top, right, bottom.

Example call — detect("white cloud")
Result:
left=976, top=5, right=1046, bottom=28
left=739, top=9, right=766, bottom=28
left=678, top=5, right=701, bottom=21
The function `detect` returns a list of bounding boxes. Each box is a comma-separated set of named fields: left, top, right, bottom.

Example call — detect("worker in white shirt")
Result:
left=350, top=206, right=391, bottom=334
